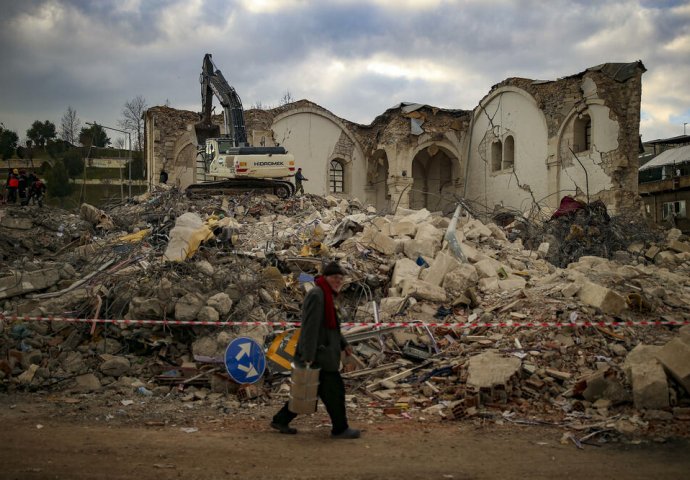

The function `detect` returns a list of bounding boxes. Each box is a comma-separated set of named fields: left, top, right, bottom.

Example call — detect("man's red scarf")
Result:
left=315, top=276, right=337, bottom=329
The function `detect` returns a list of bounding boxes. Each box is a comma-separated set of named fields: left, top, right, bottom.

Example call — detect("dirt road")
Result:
left=1, top=397, right=689, bottom=480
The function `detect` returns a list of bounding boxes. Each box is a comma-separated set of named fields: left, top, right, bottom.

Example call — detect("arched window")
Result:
left=503, top=135, right=515, bottom=169
left=574, top=114, right=592, bottom=153
left=491, top=140, right=502, bottom=172
left=330, top=160, right=344, bottom=193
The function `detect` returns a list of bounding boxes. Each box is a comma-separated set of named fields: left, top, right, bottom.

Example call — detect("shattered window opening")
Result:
left=330, top=159, right=344, bottom=193
left=574, top=114, right=592, bottom=153
left=662, top=200, right=686, bottom=219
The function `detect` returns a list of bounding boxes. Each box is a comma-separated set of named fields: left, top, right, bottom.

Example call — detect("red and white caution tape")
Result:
left=0, top=313, right=688, bottom=329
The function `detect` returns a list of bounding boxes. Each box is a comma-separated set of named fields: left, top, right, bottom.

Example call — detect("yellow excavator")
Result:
left=188, top=54, right=296, bottom=198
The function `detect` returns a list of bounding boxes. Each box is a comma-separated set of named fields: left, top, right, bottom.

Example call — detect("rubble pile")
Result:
left=1, top=189, right=690, bottom=442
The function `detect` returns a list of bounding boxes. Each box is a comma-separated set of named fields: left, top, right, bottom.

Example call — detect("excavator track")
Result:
left=186, top=178, right=295, bottom=199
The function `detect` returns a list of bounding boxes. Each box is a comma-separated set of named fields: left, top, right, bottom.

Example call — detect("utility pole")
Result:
left=684, top=123, right=687, bottom=136
left=87, top=122, right=132, bottom=198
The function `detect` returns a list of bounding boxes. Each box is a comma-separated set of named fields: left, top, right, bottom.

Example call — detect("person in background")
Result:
left=294, top=167, right=308, bottom=196
left=6, top=168, right=19, bottom=204
left=28, top=175, right=47, bottom=207
left=18, top=169, right=29, bottom=206
left=159, top=169, right=169, bottom=185
left=271, top=261, right=361, bottom=439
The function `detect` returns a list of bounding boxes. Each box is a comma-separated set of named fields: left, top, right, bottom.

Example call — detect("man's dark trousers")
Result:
left=273, top=370, right=348, bottom=434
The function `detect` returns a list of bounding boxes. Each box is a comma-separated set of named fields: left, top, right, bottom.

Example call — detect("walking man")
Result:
left=271, top=262, right=360, bottom=439
left=294, top=167, right=308, bottom=196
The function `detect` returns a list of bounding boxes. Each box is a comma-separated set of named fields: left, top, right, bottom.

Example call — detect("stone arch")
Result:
left=273, top=106, right=366, bottom=162
left=272, top=105, right=367, bottom=199
left=409, top=143, right=458, bottom=212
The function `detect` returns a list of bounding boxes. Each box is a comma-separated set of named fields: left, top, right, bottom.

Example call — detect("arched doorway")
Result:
left=410, top=144, right=455, bottom=211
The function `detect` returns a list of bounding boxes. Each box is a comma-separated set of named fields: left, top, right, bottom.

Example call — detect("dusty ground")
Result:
left=1, top=394, right=689, bottom=480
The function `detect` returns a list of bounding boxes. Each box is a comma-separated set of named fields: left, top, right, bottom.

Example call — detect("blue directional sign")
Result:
left=224, top=337, right=266, bottom=384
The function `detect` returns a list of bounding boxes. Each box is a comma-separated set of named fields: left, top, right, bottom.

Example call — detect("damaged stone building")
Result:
left=144, top=61, right=645, bottom=215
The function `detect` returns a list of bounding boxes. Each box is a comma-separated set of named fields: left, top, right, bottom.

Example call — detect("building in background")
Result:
left=144, top=62, right=646, bottom=218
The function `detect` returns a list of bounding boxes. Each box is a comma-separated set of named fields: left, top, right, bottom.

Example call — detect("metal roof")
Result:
left=638, top=145, right=690, bottom=171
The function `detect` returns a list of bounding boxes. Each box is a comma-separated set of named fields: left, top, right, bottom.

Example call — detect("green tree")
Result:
left=62, top=149, right=84, bottom=180
left=0, top=126, right=19, bottom=160
left=79, top=124, right=110, bottom=148
left=47, top=139, right=69, bottom=159
left=46, top=160, right=72, bottom=203
left=26, top=120, right=57, bottom=148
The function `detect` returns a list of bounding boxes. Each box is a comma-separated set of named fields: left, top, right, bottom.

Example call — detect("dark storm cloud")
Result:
left=0, top=0, right=688, bottom=141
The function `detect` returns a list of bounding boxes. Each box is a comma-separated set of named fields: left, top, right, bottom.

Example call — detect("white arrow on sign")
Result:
left=238, top=363, right=259, bottom=378
left=235, top=342, right=252, bottom=361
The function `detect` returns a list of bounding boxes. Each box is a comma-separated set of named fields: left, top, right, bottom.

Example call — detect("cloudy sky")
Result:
left=1, top=0, right=689, bottom=146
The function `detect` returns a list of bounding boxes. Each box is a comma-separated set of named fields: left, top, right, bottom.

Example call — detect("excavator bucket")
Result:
left=194, top=122, right=221, bottom=146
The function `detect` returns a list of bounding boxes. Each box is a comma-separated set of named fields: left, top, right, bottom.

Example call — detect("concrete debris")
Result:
left=2, top=189, right=690, bottom=440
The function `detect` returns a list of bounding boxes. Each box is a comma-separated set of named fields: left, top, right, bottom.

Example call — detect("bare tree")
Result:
left=114, top=137, right=125, bottom=150
left=279, top=90, right=294, bottom=106
left=60, top=106, right=81, bottom=145
left=118, top=95, right=147, bottom=151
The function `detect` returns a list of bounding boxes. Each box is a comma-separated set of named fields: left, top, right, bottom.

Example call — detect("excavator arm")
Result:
left=196, top=53, right=248, bottom=146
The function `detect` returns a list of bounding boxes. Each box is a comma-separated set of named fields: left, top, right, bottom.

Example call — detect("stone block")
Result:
left=401, top=279, right=447, bottom=303
left=656, top=336, right=690, bottom=395
left=442, top=263, right=479, bottom=293
left=498, top=277, right=526, bottom=292
left=645, top=245, right=660, bottom=260
left=207, top=292, right=233, bottom=316
left=74, top=373, right=102, bottom=393
left=415, top=223, right=444, bottom=244
left=463, top=219, right=493, bottom=241
left=655, top=251, right=677, bottom=266
left=390, top=221, right=417, bottom=237
left=359, top=227, right=396, bottom=255
left=486, top=223, right=507, bottom=242
left=478, top=277, right=499, bottom=292
left=198, top=306, right=220, bottom=322
left=537, top=242, right=550, bottom=258
left=577, top=281, right=626, bottom=315
left=100, top=355, right=131, bottom=378
left=425, top=251, right=461, bottom=286
left=175, top=292, right=206, bottom=321
left=668, top=239, right=690, bottom=254
left=371, top=216, right=391, bottom=236
left=404, top=238, right=439, bottom=259
left=400, top=208, right=432, bottom=224
left=126, top=297, right=164, bottom=319
left=380, top=297, right=405, bottom=316
left=459, top=242, right=484, bottom=263
left=391, top=258, right=421, bottom=287
left=623, top=345, right=669, bottom=410
left=474, top=258, right=502, bottom=279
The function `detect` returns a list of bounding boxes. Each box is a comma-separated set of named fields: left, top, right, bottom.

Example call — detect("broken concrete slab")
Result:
left=0, top=268, right=61, bottom=300
left=467, top=350, right=521, bottom=389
